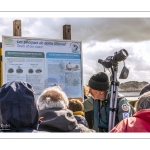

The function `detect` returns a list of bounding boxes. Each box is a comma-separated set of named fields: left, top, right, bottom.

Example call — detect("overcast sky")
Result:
left=1, top=17, right=150, bottom=84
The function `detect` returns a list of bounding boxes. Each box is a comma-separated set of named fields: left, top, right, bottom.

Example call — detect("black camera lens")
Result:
left=122, top=50, right=128, bottom=57
left=98, top=49, right=128, bottom=68
left=122, top=50, right=127, bottom=56
left=113, top=49, right=128, bottom=62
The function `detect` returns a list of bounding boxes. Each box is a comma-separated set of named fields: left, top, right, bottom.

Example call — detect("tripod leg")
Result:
left=112, top=81, right=119, bottom=128
left=108, top=69, right=118, bottom=131
left=108, top=83, right=115, bottom=131
left=98, top=100, right=101, bottom=132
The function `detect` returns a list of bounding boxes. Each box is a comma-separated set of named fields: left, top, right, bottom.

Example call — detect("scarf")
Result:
left=73, top=111, right=84, bottom=116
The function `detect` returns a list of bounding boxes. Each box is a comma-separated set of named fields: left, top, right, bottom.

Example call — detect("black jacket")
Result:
left=38, top=108, right=95, bottom=132
left=74, top=115, right=89, bottom=128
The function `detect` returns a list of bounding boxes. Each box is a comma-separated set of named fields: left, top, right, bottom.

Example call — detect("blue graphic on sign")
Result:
left=46, top=52, right=81, bottom=59
left=70, top=43, right=80, bottom=54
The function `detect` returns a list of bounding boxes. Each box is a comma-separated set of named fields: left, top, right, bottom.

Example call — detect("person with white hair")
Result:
left=110, top=91, right=150, bottom=132
left=37, top=86, right=95, bottom=132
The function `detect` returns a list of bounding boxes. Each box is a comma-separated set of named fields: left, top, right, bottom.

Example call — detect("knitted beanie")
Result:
left=88, top=72, right=110, bottom=91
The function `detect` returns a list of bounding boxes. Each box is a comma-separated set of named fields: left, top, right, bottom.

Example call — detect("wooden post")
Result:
left=13, top=20, right=22, bottom=36
left=63, top=24, right=71, bottom=40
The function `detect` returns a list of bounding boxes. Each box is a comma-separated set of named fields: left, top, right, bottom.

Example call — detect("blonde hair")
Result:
left=84, top=85, right=90, bottom=97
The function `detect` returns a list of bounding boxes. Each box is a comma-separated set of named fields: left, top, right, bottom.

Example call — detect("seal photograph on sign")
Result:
left=28, top=69, right=34, bottom=73
left=8, top=68, right=14, bottom=73
left=66, top=62, right=79, bottom=71
left=16, top=66, right=23, bottom=73
left=35, top=69, right=42, bottom=73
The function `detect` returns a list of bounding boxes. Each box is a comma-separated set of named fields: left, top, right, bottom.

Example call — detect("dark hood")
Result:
left=39, top=108, right=78, bottom=132
left=0, top=81, right=39, bottom=131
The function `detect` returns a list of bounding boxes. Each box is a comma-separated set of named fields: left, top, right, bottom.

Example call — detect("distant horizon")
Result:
left=84, top=80, right=149, bottom=85
left=120, top=80, right=149, bottom=84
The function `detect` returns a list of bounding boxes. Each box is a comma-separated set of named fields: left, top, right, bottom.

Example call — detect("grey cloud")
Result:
left=1, top=18, right=150, bottom=42
left=87, top=41, right=97, bottom=47
left=59, top=18, right=150, bottom=42
left=131, top=57, right=150, bottom=71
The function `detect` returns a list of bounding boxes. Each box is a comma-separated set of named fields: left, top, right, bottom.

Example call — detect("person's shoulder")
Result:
left=117, top=93, right=128, bottom=104
left=85, top=95, right=93, bottom=101
left=74, top=115, right=86, bottom=120
left=83, top=96, right=93, bottom=105
left=117, top=93, right=129, bottom=101
left=117, top=92, right=125, bottom=99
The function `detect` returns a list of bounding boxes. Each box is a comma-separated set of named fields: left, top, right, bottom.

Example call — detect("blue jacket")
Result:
left=0, top=81, right=39, bottom=132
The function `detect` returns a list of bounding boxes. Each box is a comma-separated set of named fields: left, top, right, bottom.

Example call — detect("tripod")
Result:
left=108, top=63, right=120, bottom=131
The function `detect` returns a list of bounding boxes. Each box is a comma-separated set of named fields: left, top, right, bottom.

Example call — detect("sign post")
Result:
left=13, top=20, right=22, bottom=36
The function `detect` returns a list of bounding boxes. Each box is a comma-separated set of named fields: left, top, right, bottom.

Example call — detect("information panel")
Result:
left=2, top=36, right=83, bottom=99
